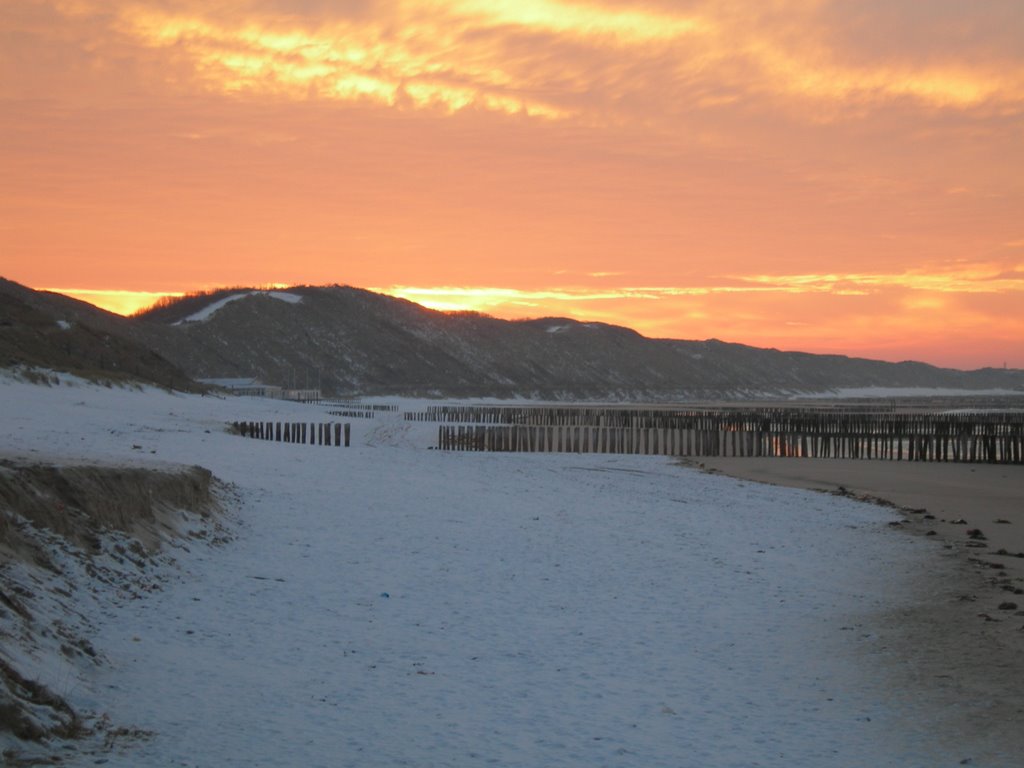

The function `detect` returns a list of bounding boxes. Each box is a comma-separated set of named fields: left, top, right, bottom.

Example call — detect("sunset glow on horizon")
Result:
left=4, top=1, right=1023, bottom=369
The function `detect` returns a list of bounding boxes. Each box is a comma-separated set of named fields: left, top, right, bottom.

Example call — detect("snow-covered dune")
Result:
left=173, top=290, right=303, bottom=324
left=0, top=376, right=1004, bottom=766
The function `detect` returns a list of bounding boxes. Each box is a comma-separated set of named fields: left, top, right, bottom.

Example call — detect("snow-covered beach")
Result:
left=1, top=376, right=1020, bottom=766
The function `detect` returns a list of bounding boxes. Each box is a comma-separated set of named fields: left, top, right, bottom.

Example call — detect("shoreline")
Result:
left=684, top=456, right=1024, bottom=761
left=684, top=457, right=1024, bottom=577
left=684, top=457, right=1024, bottom=618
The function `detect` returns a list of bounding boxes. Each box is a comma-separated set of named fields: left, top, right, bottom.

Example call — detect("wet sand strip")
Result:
left=687, top=457, right=1024, bottom=572
left=684, top=457, right=1024, bottom=762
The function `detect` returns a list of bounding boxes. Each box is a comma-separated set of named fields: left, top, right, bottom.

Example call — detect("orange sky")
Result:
left=2, top=0, right=1023, bottom=370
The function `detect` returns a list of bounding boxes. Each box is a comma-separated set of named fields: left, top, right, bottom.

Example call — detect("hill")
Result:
left=0, top=278, right=199, bottom=391
left=4, top=277, right=1021, bottom=398
left=131, top=284, right=1024, bottom=398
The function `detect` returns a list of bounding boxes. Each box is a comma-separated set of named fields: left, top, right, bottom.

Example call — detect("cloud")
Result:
left=363, top=273, right=1024, bottom=368
left=42, top=288, right=185, bottom=315
left=377, top=261, right=1024, bottom=316
left=730, top=264, right=1024, bottom=295
left=372, top=258, right=1024, bottom=339
left=51, top=0, right=1017, bottom=126
left=113, top=3, right=574, bottom=118
left=5, top=2, right=1023, bottom=369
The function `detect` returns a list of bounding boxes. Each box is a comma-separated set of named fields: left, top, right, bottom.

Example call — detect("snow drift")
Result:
left=0, top=374, right=1019, bottom=766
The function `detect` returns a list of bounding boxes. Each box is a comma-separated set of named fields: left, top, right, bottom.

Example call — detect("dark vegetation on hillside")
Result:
left=4, top=277, right=1022, bottom=397
left=0, top=279, right=200, bottom=391
left=135, top=283, right=1024, bottom=398
left=131, top=286, right=287, bottom=325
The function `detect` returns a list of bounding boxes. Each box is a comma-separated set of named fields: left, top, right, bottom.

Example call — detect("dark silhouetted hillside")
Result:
left=0, top=278, right=199, bottom=390
left=5, top=277, right=1020, bottom=398
left=132, top=284, right=1024, bottom=399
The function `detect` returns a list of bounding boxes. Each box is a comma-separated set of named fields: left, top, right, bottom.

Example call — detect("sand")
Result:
left=685, top=457, right=1024, bottom=758
left=687, top=458, right=1024, bottom=566
left=687, top=456, right=1024, bottom=600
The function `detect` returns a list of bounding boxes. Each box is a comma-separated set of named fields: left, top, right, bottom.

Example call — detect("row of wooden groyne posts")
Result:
left=414, top=406, right=1024, bottom=464
left=323, top=402, right=398, bottom=412
left=232, top=421, right=351, bottom=447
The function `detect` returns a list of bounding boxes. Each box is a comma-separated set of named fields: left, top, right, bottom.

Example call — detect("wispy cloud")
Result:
left=379, top=263, right=1024, bottom=315
left=730, top=264, right=1024, bottom=295
left=368, top=270, right=1024, bottom=367
left=101, top=0, right=1024, bottom=124
left=116, top=3, right=573, bottom=118
left=5, top=2, right=1023, bottom=368
left=729, top=268, right=1024, bottom=296
left=41, top=288, right=184, bottom=315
